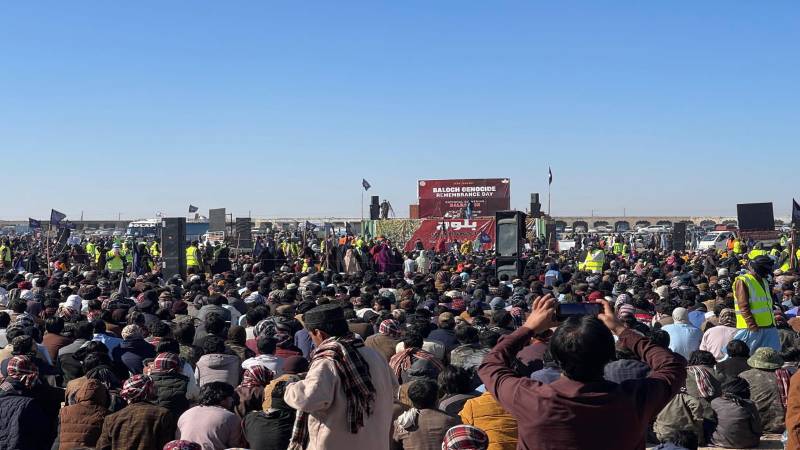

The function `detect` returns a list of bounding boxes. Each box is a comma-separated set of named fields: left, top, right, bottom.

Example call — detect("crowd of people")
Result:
left=0, top=227, right=799, bottom=450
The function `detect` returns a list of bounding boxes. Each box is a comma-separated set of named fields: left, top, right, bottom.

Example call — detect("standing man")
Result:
left=149, top=240, right=160, bottom=259
left=284, top=304, right=397, bottom=450
left=186, top=240, right=201, bottom=274
left=732, top=255, right=780, bottom=353
left=0, top=238, right=11, bottom=270
left=579, top=244, right=605, bottom=274
left=106, top=243, right=125, bottom=273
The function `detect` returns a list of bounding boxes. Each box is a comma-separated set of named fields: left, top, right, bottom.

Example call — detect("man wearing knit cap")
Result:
left=284, top=304, right=397, bottom=450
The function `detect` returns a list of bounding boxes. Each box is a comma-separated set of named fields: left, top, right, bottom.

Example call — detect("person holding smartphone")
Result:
left=478, top=294, right=687, bottom=450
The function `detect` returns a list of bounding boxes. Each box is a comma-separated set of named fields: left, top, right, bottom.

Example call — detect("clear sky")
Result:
left=1, top=2, right=798, bottom=220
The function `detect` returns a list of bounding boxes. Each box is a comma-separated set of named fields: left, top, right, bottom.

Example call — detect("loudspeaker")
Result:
left=530, top=193, right=542, bottom=218
left=369, top=202, right=380, bottom=220
left=495, top=211, right=526, bottom=257
left=496, top=256, right=523, bottom=280
left=161, top=217, right=186, bottom=279
left=673, top=222, right=687, bottom=251
left=208, top=208, right=226, bottom=232
left=371, top=196, right=379, bottom=206
left=235, top=218, right=253, bottom=249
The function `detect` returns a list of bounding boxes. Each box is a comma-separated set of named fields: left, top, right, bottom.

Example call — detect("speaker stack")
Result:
left=495, top=211, right=526, bottom=279
left=529, top=193, right=542, bottom=218
left=235, top=218, right=253, bottom=250
left=161, top=217, right=186, bottom=279
left=673, top=222, right=687, bottom=251
left=369, top=196, right=380, bottom=220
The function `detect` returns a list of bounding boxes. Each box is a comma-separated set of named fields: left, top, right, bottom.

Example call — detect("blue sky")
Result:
left=1, top=2, right=798, bottom=220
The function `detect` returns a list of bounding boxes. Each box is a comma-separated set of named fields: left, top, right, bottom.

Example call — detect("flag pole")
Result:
left=361, top=189, right=364, bottom=237
left=548, top=182, right=551, bottom=216
left=45, top=224, right=51, bottom=276
left=791, top=226, right=797, bottom=272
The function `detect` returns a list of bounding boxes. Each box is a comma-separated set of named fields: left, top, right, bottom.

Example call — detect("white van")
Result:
left=696, top=231, right=734, bottom=251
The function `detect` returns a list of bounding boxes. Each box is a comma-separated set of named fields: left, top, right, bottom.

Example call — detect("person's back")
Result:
left=96, top=401, right=175, bottom=450
left=459, top=391, right=517, bottom=450
left=393, top=379, right=460, bottom=450
left=662, top=323, right=702, bottom=359
left=244, top=379, right=296, bottom=450
left=478, top=296, right=687, bottom=450
left=709, top=395, right=761, bottom=448
left=57, top=379, right=109, bottom=450
left=284, top=304, right=398, bottom=450
left=286, top=342, right=396, bottom=449
left=739, top=367, right=786, bottom=433
left=0, top=383, right=49, bottom=450
left=178, top=405, right=243, bottom=450
left=653, top=392, right=704, bottom=444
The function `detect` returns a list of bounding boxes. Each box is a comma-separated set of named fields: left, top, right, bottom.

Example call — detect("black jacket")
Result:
left=243, top=409, right=295, bottom=450
left=0, top=387, right=51, bottom=450
left=150, top=372, right=190, bottom=417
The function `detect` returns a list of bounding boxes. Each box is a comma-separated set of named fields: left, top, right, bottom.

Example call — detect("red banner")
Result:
left=403, top=218, right=495, bottom=252
left=418, top=178, right=511, bottom=218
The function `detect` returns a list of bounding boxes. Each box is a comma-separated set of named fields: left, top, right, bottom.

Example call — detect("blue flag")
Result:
left=188, top=204, right=199, bottom=213
left=50, top=209, right=66, bottom=225
left=28, top=218, right=41, bottom=229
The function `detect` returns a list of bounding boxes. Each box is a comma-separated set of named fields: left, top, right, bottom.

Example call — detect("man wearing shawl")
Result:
left=0, top=355, right=51, bottom=449
left=284, top=304, right=397, bottom=450
left=96, top=374, right=177, bottom=450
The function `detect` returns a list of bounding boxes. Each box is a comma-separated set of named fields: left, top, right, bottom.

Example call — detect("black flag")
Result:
left=362, top=179, right=371, bottom=191
left=29, top=218, right=41, bottom=229
left=793, top=198, right=800, bottom=226
left=548, top=167, right=553, bottom=185
left=188, top=204, right=199, bottom=213
left=118, top=274, right=130, bottom=298
left=50, top=209, right=66, bottom=225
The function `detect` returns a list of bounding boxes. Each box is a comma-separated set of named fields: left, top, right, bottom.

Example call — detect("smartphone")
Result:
left=556, top=302, right=602, bottom=321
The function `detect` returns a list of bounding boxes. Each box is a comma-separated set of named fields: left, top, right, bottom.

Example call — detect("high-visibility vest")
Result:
left=106, top=250, right=124, bottom=272
left=85, top=242, right=96, bottom=257
left=150, top=242, right=159, bottom=257
left=734, top=273, right=775, bottom=329
left=583, top=250, right=605, bottom=273
left=748, top=249, right=767, bottom=259
left=0, top=245, right=11, bottom=263
left=770, top=248, right=780, bottom=257
left=733, top=240, right=743, bottom=254
left=612, top=242, right=623, bottom=254
left=186, top=246, right=200, bottom=267
left=622, top=243, right=630, bottom=255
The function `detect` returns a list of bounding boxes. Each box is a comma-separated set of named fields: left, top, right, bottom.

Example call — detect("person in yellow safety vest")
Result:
left=85, top=241, right=96, bottom=261
left=747, top=242, right=768, bottom=260
left=150, top=241, right=160, bottom=258
left=769, top=244, right=781, bottom=258
left=732, top=238, right=743, bottom=255
left=106, top=243, right=125, bottom=273
left=186, top=240, right=201, bottom=272
left=778, top=249, right=792, bottom=273
left=0, top=239, right=11, bottom=269
left=612, top=240, right=624, bottom=255
left=579, top=245, right=605, bottom=273
left=732, top=255, right=780, bottom=353
left=621, top=242, right=630, bottom=256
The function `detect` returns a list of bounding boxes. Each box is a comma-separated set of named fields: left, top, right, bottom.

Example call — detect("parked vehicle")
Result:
left=696, top=231, right=735, bottom=251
